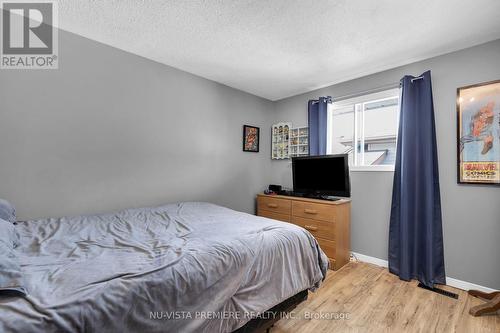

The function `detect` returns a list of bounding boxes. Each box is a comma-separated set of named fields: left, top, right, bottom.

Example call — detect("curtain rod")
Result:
left=312, top=76, right=424, bottom=103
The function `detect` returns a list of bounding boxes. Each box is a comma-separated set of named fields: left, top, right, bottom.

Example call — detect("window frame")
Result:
left=327, top=88, right=400, bottom=172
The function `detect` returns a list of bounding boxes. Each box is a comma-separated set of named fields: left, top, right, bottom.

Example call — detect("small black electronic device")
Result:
left=268, top=184, right=282, bottom=193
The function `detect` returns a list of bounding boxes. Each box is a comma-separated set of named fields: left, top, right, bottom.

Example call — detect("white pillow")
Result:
left=0, top=199, right=16, bottom=223
left=0, top=218, right=20, bottom=248
left=0, top=219, right=26, bottom=296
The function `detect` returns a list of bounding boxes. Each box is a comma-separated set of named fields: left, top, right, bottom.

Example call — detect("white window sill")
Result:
left=350, top=165, right=395, bottom=172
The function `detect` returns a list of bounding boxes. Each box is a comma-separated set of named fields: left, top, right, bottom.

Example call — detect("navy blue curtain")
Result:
left=308, top=96, right=331, bottom=155
left=389, top=70, right=446, bottom=288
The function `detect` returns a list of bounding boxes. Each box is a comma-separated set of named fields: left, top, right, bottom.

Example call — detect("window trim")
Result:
left=328, top=88, right=400, bottom=172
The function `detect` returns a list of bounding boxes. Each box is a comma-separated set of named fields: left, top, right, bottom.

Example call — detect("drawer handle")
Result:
left=304, top=225, right=318, bottom=231
left=267, top=203, right=278, bottom=208
left=304, top=209, right=318, bottom=214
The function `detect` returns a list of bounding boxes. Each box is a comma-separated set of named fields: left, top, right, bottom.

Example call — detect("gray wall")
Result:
left=0, top=30, right=273, bottom=220
left=271, top=40, right=500, bottom=289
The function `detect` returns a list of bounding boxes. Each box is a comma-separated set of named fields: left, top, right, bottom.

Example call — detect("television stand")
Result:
left=257, top=193, right=351, bottom=270
left=278, top=191, right=341, bottom=202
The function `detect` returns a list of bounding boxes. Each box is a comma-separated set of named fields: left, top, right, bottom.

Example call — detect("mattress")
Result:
left=0, top=202, right=329, bottom=332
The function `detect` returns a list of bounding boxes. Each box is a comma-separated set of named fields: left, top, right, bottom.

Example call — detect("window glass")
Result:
left=327, top=88, right=400, bottom=169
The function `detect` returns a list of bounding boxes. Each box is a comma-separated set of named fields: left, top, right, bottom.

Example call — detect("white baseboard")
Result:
left=351, top=251, right=497, bottom=293
left=351, top=251, right=388, bottom=268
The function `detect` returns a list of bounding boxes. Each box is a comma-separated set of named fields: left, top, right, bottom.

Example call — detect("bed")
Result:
left=0, top=202, right=329, bottom=333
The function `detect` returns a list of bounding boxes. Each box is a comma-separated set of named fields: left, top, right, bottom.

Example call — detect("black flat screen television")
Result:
left=292, top=154, right=350, bottom=197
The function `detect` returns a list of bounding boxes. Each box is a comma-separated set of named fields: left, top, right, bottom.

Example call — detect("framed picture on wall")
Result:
left=457, top=80, right=500, bottom=185
left=243, top=125, right=260, bottom=152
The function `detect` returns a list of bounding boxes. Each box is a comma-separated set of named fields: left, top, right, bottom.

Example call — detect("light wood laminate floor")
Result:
left=273, top=262, right=499, bottom=332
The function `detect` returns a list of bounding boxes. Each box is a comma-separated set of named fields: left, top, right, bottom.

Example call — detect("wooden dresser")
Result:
left=256, top=193, right=351, bottom=270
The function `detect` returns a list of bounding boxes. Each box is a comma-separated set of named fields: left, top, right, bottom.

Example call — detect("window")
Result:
left=327, top=88, right=400, bottom=171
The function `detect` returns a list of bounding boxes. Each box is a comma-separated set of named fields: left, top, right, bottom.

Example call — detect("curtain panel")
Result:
left=389, top=70, right=446, bottom=287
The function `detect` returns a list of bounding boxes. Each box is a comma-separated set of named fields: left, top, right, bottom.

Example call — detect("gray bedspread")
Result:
left=0, top=202, right=328, bottom=333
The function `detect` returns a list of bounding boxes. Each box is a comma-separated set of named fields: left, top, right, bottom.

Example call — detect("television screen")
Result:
left=292, top=154, right=350, bottom=197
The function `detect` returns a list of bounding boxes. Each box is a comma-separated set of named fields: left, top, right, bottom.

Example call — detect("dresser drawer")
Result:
left=292, top=216, right=334, bottom=240
left=259, top=210, right=290, bottom=223
left=317, top=238, right=336, bottom=259
left=292, top=201, right=335, bottom=222
left=328, top=258, right=337, bottom=270
left=258, top=196, right=291, bottom=215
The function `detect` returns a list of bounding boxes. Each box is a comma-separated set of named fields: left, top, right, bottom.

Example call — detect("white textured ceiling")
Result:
left=57, top=0, right=500, bottom=100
